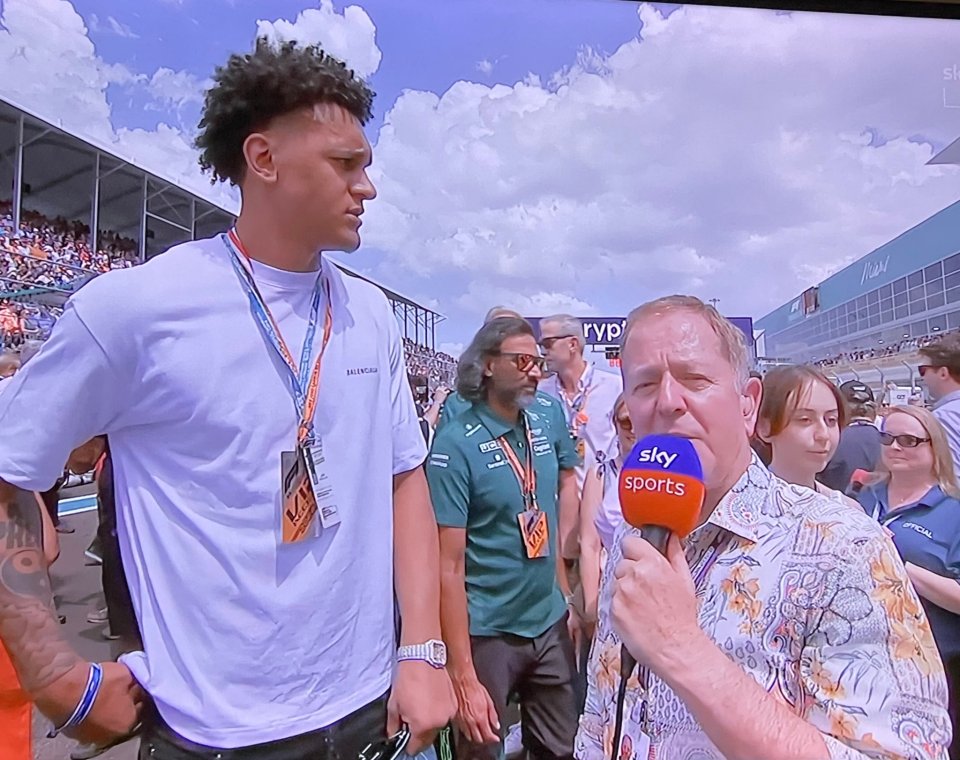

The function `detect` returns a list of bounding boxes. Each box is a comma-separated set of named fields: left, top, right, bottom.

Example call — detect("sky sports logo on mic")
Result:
left=619, top=435, right=706, bottom=540
left=624, top=446, right=688, bottom=496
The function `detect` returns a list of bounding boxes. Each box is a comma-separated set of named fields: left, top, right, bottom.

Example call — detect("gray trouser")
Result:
left=461, top=614, right=578, bottom=760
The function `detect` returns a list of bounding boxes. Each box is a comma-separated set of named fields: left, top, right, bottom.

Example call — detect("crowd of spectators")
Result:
left=0, top=299, right=61, bottom=349
left=403, top=337, right=457, bottom=389
left=0, top=205, right=459, bottom=379
left=0, top=203, right=136, bottom=294
left=814, top=331, right=949, bottom=368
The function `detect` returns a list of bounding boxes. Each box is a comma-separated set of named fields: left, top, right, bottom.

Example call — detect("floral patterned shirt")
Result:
left=575, top=455, right=951, bottom=760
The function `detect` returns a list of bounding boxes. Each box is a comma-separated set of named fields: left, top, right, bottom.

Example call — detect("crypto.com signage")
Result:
left=528, top=316, right=755, bottom=352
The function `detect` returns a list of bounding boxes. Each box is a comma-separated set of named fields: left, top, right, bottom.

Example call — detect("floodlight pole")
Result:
left=139, top=175, right=148, bottom=263
left=90, top=151, right=100, bottom=254
left=12, top=114, right=23, bottom=232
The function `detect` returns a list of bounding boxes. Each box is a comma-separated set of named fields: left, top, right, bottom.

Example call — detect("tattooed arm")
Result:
left=0, top=479, right=81, bottom=693
left=0, top=479, right=142, bottom=743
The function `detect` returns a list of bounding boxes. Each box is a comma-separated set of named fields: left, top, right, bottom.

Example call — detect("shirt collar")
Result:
left=934, top=389, right=960, bottom=409
left=876, top=483, right=949, bottom=514
left=700, top=453, right=774, bottom=545
left=578, top=362, right=595, bottom=393
left=472, top=401, right=523, bottom=439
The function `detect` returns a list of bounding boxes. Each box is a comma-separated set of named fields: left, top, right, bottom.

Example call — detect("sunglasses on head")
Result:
left=494, top=351, right=547, bottom=372
left=880, top=432, right=931, bottom=448
left=538, top=335, right=573, bottom=350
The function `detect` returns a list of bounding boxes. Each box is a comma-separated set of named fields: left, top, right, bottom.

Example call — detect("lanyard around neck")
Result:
left=497, top=414, right=538, bottom=509
left=223, top=229, right=332, bottom=444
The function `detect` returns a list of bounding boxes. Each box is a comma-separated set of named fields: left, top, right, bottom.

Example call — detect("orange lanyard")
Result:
left=225, top=228, right=333, bottom=445
left=498, top=416, right=538, bottom=509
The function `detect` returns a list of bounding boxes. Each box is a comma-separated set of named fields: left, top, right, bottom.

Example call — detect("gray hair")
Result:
left=483, top=305, right=523, bottom=324
left=622, top=296, right=751, bottom=389
left=541, top=314, right=585, bottom=351
left=457, top=317, right=535, bottom=402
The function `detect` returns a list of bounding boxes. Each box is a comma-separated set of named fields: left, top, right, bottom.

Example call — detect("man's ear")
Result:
left=742, top=375, right=763, bottom=438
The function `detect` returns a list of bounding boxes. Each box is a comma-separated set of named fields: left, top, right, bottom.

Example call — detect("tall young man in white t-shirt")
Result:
left=0, top=39, right=455, bottom=759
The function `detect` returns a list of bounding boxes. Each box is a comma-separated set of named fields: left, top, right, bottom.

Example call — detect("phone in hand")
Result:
left=359, top=727, right=411, bottom=760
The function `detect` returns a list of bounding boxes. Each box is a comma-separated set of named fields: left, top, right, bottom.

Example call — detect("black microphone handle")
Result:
left=612, top=524, right=673, bottom=760
left=619, top=525, right=670, bottom=685
left=640, top=524, right=670, bottom=554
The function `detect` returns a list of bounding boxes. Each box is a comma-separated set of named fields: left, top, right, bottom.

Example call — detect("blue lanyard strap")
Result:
left=222, top=230, right=330, bottom=441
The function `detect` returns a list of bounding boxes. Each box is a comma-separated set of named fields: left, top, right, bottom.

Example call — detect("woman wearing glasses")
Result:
left=576, top=395, right=635, bottom=644
left=856, top=406, right=960, bottom=758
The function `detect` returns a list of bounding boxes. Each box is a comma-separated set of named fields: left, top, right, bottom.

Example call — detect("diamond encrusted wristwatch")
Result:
left=397, top=639, right=447, bottom=669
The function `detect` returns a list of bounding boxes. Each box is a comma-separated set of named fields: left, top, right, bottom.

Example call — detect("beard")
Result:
left=516, top=387, right=537, bottom=409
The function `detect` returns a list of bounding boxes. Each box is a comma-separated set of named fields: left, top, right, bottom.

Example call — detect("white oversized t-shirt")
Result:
left=0, top=235, right=427, bottom=747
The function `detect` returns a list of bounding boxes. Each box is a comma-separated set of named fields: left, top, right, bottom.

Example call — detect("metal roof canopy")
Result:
left=929, top=136, right=960, bottom=166
left=0, top=95, right=443, bottom=348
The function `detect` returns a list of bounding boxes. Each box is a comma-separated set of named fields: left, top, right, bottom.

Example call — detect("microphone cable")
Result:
left=610, top=650, right=636, bottom=760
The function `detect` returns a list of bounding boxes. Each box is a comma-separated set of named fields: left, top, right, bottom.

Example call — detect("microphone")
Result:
left=619, top=434, right=706, bottom=552
left=609, top=434, right=705, bottom=760
left=849, top=469, right=870, bottom=495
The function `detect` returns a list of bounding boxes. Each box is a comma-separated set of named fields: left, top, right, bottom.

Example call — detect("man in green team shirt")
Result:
left=427, top=317, right=580, bottom=760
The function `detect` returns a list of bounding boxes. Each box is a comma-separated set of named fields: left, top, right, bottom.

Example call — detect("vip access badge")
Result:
left=281, top=443, right=341, bottom=544
left=517, top=507, right=549, bottom=559
left=281, top=447, right=318, bottom=543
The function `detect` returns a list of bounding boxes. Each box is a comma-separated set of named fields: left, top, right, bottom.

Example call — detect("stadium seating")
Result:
left=0, top=205, right=459, bottom=383
left=814, top=332, right=950, bottom=369
left=404, top=337, right=457, bottom=389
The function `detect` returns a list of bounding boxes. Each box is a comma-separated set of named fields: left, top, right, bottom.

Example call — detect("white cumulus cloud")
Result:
left=256, top=0, right=381, bottom=79
left=145, top=67, right=208, bottom=110
left=89, top=13, right=138, bottom=39
left=0, top=0, right=238, bottom=211
left=363, top=3, right=960, bottom=328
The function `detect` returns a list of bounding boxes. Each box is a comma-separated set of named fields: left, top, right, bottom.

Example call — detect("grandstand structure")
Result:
left=0, top=95, right=449, bottom=371
left=755, top=197, right=960, bottom=396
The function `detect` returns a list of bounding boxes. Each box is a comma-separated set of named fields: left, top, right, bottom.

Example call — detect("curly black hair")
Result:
left=195, top=37, right=375, bottom=186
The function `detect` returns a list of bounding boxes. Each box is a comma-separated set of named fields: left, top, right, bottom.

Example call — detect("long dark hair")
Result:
left=457, top=317, right=534, bottom=403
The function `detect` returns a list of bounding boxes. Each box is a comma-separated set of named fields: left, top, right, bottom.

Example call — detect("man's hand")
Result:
left=388, top=661, right=457, bottom=754
left=34, top=661, right=144, bottom=746
left=612, top=534, right=704, bottom=674
left=451, top=670, right=500, bottom=745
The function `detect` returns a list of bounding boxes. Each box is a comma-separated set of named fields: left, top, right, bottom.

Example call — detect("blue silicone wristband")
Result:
left=47, top=663, right=103, bottom=738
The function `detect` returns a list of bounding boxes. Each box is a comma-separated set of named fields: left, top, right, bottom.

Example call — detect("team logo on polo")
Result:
left=479, top=441, right=501, bottom=454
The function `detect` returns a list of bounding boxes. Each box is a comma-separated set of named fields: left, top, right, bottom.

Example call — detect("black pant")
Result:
left=946, top=654, right=960, bottom=760
left=39, top=475, right=65, bottom=526
left=139, top=693, right=388, bottom=760
left=462, top=615, right=577, bottom=760
left=96, top=449, right=139, bottom=639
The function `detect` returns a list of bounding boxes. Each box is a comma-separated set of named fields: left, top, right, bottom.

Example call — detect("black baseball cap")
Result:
left=839, top=380, right=874, bottom=405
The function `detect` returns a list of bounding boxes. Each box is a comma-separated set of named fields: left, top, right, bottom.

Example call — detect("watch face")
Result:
left=429, top=640, right=447, bottom=663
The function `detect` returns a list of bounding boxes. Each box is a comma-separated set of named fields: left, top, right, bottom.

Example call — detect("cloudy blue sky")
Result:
left=1, top=0, right=959, bottom=355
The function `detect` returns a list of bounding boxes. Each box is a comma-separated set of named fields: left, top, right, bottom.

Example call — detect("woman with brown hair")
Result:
left=753, top=365, right=857, bottom=506
left=856, top=406, right=960, bottom=757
